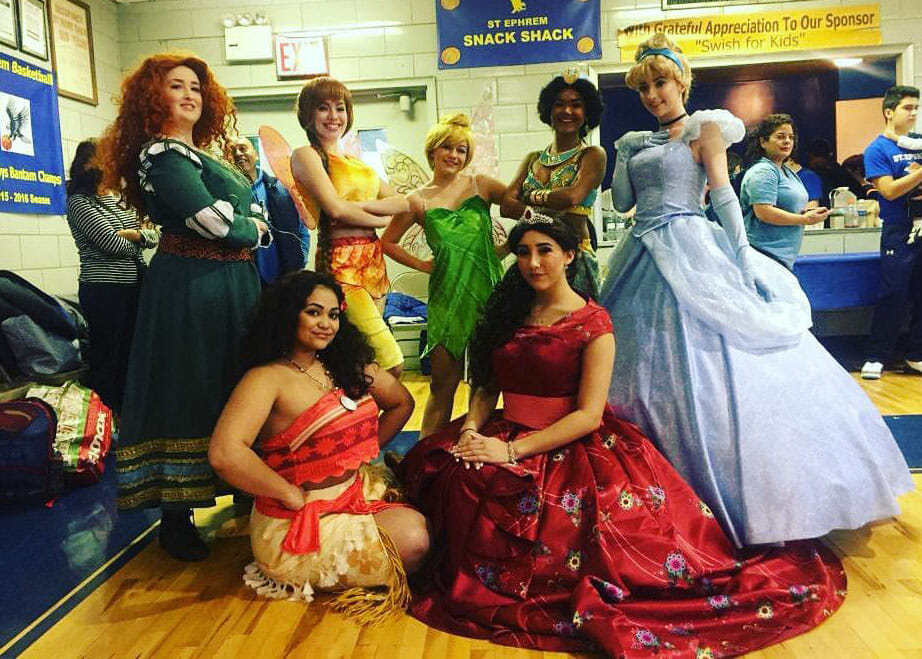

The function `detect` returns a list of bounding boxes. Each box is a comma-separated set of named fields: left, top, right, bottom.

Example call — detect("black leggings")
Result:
left=78, top=281, right=142, bottom=414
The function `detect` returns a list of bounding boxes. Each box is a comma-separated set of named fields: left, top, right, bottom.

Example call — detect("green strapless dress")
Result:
left=423, top=195, right=503, bottom=361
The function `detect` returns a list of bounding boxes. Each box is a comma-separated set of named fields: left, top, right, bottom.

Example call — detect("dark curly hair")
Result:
left=97, top=53, right=238, bottom=218
left=469, top=219, right=580, bottom=388
left=240, top=271, right=374, bottom=398
left=67, top=139, right=100, bottom=196
left=537, top=76, right=604, bottom=139
left=745, top=114, right=797, bottom=164
left=295, top=77, right=354, bottom=274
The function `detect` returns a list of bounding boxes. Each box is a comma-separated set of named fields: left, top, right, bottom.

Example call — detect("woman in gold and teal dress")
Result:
left=502, top=75, right=606, bottom=299
left=99, top=54, right=268, bottom=561
left=382, top=114, right=505, bottom=438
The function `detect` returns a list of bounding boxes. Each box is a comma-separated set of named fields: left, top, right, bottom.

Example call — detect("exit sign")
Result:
left=275, top=34, right=328, bottom=79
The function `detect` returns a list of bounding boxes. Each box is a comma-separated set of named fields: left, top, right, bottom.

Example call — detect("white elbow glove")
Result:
left=709, top=184, right=772, bottom=296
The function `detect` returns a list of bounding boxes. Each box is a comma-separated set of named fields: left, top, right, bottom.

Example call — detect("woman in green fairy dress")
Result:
left=502, top=74, right=606, bottom=299
left=382, top=114, right=504, bottom=438
left=99, top=54, right=268, bottom=561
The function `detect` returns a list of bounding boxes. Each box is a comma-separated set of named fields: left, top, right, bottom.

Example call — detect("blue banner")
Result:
left=437, top=0, right=601, bottom=70
left=0, top=52, right=66, bottom=215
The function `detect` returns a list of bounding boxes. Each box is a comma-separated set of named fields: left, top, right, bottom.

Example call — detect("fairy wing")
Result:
left=375, top=141, right=431, bottom=259
left=469, top=85, right=499, bottom=179
left=468, top=87, right=510, bottom=247
left=258, top=125, right=317, bottom=229
left=376, top=140, right=428, bottom=195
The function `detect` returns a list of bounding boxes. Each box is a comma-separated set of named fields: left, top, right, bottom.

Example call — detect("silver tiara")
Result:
left=519, top=207, right=556, bottom=225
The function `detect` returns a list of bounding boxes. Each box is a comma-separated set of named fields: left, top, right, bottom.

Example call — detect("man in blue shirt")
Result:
left=861, top=85, right=922, bottom=379
left=231, top=138, right=309, bottom=285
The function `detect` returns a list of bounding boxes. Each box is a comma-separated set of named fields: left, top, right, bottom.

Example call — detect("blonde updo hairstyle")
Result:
left=424, top=112, right=474, bottom=170
left=624, top=33, right=692, bottom=103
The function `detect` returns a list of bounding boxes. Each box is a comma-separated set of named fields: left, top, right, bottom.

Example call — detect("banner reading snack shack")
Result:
left=618, top=4, right=880, bottom=62
left=436, top=0, right=601, bottom=70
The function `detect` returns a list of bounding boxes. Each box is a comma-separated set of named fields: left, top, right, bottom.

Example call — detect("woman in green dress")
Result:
left=382, top=114, right=504, bottom=438
left=501, top=75, right=606, bottom=299
left=99, top=54, right=268, bottom=561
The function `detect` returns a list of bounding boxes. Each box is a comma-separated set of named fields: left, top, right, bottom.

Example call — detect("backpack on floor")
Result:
left=0, top=397, right=64, bottom=502
left=27, top=382, right=112, bottom=486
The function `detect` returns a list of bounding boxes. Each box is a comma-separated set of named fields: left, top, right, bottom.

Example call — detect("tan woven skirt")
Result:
left=244, top=464, right=409, bottom=624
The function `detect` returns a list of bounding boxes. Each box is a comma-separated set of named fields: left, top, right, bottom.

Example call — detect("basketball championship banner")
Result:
left=618, top=4, right=880, bottom=61
left=0, top=52, right=66, bottom=215
left=436, top=0, right=601, bottom=70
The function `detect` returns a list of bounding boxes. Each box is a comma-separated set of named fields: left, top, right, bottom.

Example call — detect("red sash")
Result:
left=258, top=474, right=397, bottom=554
left=255, top=389, right=395, bottom=554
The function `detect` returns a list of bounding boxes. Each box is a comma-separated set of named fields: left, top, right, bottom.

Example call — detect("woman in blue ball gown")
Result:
left=601, top=33, right=913, bottom=547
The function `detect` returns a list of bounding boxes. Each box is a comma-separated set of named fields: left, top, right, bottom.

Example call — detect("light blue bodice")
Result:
left=629, top=138, right=706, bottom=237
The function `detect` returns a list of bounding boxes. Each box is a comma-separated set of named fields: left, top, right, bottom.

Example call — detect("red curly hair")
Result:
left=97, top=53, right=238, bottom=217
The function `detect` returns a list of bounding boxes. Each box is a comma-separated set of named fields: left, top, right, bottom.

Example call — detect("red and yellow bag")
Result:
left=27, top=381, right=112, bottom=485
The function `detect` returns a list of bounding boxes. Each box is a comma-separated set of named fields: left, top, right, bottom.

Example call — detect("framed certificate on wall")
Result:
left=0, top=0, right=18, bottom=49
left=18, top=0, right=48, bottom=60
left=49, top=0, right=96, bottom=104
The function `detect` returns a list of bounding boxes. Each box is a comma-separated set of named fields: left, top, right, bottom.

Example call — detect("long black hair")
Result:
left=67, top=139, right=101, bottom=196
left=468, top=219, right=579, bottom=388
left=240, top=271, right=374, bottom=398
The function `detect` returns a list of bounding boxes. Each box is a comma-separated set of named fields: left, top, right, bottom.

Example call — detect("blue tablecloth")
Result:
left=792, top=252, right=880, bottom=311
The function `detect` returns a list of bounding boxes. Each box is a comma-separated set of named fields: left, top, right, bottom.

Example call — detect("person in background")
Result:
left=291, top=76, right=409, bottom=377
left=861, top=85, right=922, bottom=379
left=209, top=271, right=425, bottom=622
left=501, top=74, right=606, bottom=299
left=98, top=54, right=268, bottom=561
left=739, top=114, right=828, bottom=269
left=601, top=33, right=912, bottom=547
left=231, top=137, right=309, bottom=285
left=66, top=138, right=158, bottom=415
left=806, top=137, right=865, bottom=202
left=842, top=153, right=879, bottom=199
left=381, top=113, right=504, bottom=438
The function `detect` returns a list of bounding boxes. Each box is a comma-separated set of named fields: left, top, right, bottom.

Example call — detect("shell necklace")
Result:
left=286, top=356, right=357, bottom=411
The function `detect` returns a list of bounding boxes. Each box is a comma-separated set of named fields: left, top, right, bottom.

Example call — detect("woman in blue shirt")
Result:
left=740, top=114, right=828, bottom=269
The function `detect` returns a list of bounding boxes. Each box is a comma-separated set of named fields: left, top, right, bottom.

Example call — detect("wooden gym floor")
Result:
left=7, top=372, right=922, bottom=658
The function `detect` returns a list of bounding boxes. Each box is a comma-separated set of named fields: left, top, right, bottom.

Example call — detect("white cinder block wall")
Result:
left=0, top=0, right=122, bottom=293
left=2, top=0, right=922, bottom=294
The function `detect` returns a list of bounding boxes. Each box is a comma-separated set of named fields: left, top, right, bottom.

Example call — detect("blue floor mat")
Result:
left=883, top=415, right=922, bottom=470
left=380, top=430, right=420, bottom=458
left=0, top=454, right=159, bottom=656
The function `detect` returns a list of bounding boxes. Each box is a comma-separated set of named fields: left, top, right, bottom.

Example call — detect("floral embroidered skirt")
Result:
left=400, top=408, right=846, bottom=656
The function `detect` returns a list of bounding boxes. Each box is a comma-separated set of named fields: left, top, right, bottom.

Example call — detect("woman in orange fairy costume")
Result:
left=210, top=271, right=428, bottom=621
left=291, top=77, right=408, bottom=376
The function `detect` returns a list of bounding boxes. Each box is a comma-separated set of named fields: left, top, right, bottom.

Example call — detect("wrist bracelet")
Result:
left=507, top=441, right=518, bottom=465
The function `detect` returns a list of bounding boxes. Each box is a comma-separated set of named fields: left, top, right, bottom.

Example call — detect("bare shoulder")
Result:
left=581, top=145, right=607, bottom=163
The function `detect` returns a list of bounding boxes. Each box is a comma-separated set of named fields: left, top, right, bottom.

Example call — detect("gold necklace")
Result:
left=286, top=356, right=332, bottom=391
left=286, top=356, right=358, bottom=411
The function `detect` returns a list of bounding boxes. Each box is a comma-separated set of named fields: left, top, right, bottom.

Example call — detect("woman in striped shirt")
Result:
left=66, top=138, right=157, bottom=415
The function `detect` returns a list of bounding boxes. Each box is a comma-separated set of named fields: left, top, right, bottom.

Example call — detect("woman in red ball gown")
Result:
left=399, top=216, right=846, bottom=657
